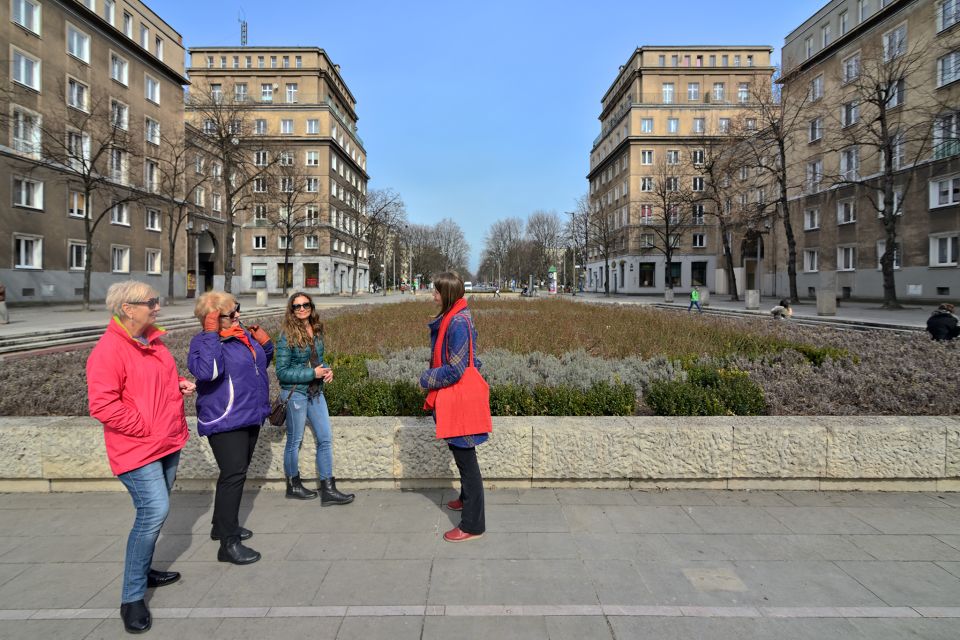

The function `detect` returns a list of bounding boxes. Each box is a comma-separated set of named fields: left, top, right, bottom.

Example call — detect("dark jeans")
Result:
left=449, top=445, right=485, bottom=534
left=208, top=425, right=260, bottom=544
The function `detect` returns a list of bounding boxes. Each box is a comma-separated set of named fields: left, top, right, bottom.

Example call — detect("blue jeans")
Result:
left=284, top=391, right=333, bottom=480
left=117, top=451, right=180, bottom=604
left=688, top=300, right=702, bottom=313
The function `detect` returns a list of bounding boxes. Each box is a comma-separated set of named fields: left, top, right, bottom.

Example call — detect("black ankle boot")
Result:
left=320, top=477, right=355, bottom=505
left=286, top=475, right=319, bottom=500
left=120, top=599, right=151, bottom=633
left=217, top=539, right=261, bottom=565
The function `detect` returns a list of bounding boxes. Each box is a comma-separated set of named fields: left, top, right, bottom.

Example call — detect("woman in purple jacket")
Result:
left=188, top=291, right=273, bottom=565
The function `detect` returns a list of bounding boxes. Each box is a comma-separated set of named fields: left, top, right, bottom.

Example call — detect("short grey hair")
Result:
left=105, top=281, right=159, bottom=317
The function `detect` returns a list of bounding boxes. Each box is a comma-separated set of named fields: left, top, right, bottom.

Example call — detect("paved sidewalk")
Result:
left=2, top=488, right=960, bottom=639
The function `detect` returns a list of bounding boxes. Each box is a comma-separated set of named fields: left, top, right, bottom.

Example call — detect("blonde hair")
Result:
left=194, top=290, right=236, bottom=322
left=105, top=281, right=158, bottom=317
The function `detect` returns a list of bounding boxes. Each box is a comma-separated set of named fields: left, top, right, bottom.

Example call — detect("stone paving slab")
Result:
left=1, top=488, right=960, bottom=638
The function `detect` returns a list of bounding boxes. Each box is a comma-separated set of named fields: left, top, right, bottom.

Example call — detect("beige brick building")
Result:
left=185, top=47, right=369, bottom=295
left=0, top=0, right=189, bottom=302
left=779, top=0, right=960, bottom=302
left=586, top=46, right=774, bottom=294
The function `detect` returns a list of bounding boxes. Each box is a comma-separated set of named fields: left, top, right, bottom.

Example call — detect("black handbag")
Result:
left=268, top=384, right=299, bottom=426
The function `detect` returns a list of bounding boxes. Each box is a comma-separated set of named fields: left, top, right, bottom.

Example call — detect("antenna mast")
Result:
left=238, top=9, right=248, bottom=47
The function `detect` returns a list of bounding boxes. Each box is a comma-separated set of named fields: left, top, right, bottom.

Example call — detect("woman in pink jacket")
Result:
left=87, top=281, right=195, bottom=634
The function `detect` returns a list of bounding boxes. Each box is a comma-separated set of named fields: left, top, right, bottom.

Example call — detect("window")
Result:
left=281, top=177, right=294, bottom=192
left=876, top=240, right=901, bottom=269
left=260, top=83, right=273, bottom=102
left=641, top=118, right=653, bottom=133
left=307, top=119, right=319, bottom=134
left=666, top=177, right=679, bottom=192
left=878, top=188, right=903, bottom=216
left=13, top=176, right=43, bottom=209
left=254, top=119, right=267, bottom=135
left=112, top=246, right=130, bottom=273
left=144, top=159, right=158, bottom=192
left=939, top=51, right=960, bottom=86
left=122, top=11, right=132, bottom=37
left=145, top=208, right=161, bottom=231
left=14, top=235, right=42, bottom=269
left=693, top=118, right=705, bottom=134
left=110, top=52, right=128, bottom=84
left=931, top=233, right=960, bottom=265
left=809, top=117, right=822, bottom=142
left=692, top=233, right=706, bottom=248
left=806, top=159, right=823, bottom=192
left=809, top=74, right=824, bottom=101
left=270, top=55, right=277, bottom=68
left=282, top=55, right=290, bottom=68
left=211, top=162, right=221, bottom=179
left=111, top=201, right=129, bottom=224
left=306, top=151, right=319, bottom=166
left=68, top=190, right=88, bottom=217
left=662, top=83, right=674, bottom=104
left=145, top=118, right=160, bottom=145
left=67, top=24, right=91, bottom=62
left=804, top=207, right=820, bottom=230
left=687, top=82, right=700, bottom=101
left=713, top=82, right=725, bottom=101
left=68, top=241, right=86, bottom=270
left=640, top=233, right=654, bottom=248
left=639, top=204, right=653, bottom=224
left=738, top=83, right=749, bottom=103
left=746, top=118, right=757, bottom=131
left=837, top=246, right=857, bottom=271
left=692, top=204, right=704, bottom=224
left=641, top=177, right=653, bottom=191
left=281, top=119, right=294, bottom=134
left=110, top=100, right=129, bottom=130
left=840, top=10, right=849, bottom=34
left=67, top=78, right=88, bottom=111
left=12, top=0, right=41, bottom=34
left=253, top=236, right=266, bottom=250
left=804, top=249, right=819, bottom=272
left=253, top=178, right=266, bottom=193
left=139, top=24, right=148, bottom=49
left=692, top=177, right=704, bottom=191
left=254, top=150, right=268, bottom=166
left=66, top=129, right=90, bottom=169
left=306, top=205, right=319, bottom=225
left=889, top=132, right=905, bottom=170
left=12, top=48, right=40, bottom=90
left=837, top=199, right=856, bottom=224
left=278, top=236, right=289, bottom=250
left=194, top=187, right=205, bottom=205
left=887, top=78, right=905, bottom=108
left=252, top=205, right=268, bottom=225
left=666, top=149, right=679, bottom=165
left=109, top=148, right=127, bottom=183
left=842, top=101, right=859, bottom=127
left=286, top=83, right=298, bottom=103
left=805, top=36, right=814, bottom=59
left=305, top=177, right=319, bottom=193
left=842, top=53, right=861, bottom=82
left=935, top=112, right=960, bottom=158
left=295, top=55, right=302, bottom=68
left=11, top=106, right=41, bottom=156
left=718, top=118, right=730, bottom=133
left=858, top=0, right=868, bottom=22
left=145, top=249, right=161, bottom=274
left=938, top=0, right=960, bottom=32
left=145, top=75, right=160, bottom=104
left=305, top=235, right=319, bottom=250
left=641, top=150, right=653, bottom=165
left=104, top=0, right=114, bottom=24
left=930, top=174, right=960, bottom=207
left=822, top=23, right=831, bottom=48
left=211, top=193, right=221, bottom=212
left=279, top=151, right=293, bottom=166
left=691, top=149, right=704, bottom=165
left=883, top=24, right=907, bottom=61
left=840, top=146, right=859, bottom=180
left=234, top=83, right=247, bottom=101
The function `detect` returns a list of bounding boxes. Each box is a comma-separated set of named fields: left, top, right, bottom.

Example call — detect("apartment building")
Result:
left=586, top=46, right=774, bottom=294
left=780, top=0, right=960, bottom=301
left=185, top=47, right=369, bottom=295
left=1, top=0, right=189, bottom=303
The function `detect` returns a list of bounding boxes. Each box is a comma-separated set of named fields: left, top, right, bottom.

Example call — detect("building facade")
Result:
left=0, top=0, right=189, bottom=303
left=780, top=0, right=960, bottom=302
left=586, top=46, right=775, bottom=295
left=185, top=47, right=370, bottom=295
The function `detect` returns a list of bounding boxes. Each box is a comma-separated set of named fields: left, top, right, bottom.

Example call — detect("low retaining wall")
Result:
left=1, top=416, right=959, bottom=492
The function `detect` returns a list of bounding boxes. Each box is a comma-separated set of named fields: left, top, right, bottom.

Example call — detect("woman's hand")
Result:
left=313, top=366, right=334, bottom=383
left=179, top=380, right=197, bottom=396
left=202, top=310, right=220, bottom=332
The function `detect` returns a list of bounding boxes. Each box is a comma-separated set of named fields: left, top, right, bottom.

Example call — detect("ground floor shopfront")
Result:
left=240, top=255, right=370, bottom=295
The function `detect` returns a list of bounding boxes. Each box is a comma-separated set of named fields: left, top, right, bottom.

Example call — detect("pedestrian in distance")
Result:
left=927, top=303, right=960, bottom=341
left=188, top=291, right=273, bottom=565
left=0, top=280, right=8, bottom=324
left=493, top=285, right=501, bottom=298
left=771, top=298, right=793, bottom=319
left=274, top=291, right=354, bottom=504
left=86, top=281, right=195, bottom=634
left=421, top=271, right=490, bottom=543
left=688, top=286, right=703, bottom=313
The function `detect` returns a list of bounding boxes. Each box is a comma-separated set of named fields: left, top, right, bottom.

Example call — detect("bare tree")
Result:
left=483, top=217, right=524, bottom=287
left=566, top=196, right=592, bottom=295
left=186, top=84, right=279, bottom=293
left=634, top=156, right=697, bottom=290
left=526, top=210, right=563, bottom=279
left=434, top=218, right=471, bottom=272
left=346, top=188, right=406, bottom=295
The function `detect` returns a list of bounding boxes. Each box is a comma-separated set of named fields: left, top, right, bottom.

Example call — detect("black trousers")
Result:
left=208, top=425, right=260, bottom=544
left=449, top=445, right=485, bottom=534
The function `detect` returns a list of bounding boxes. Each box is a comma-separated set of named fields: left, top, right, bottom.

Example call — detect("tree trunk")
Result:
left=603, top=255, right=610, bottom=295
left=167, top=226, right=177, bottom=299
left=351, top=252, right=359, bottom=296
left=223, top=214, right=236, bottom=293
left=720, top=224, right=739, bottom=301
left=779, top=146, right=799, bottom=303
left=82, top=189, right=94, bottom=311
left=881, top=212, right=902, bottom=309
left=283, top=238, right=291, bottom=297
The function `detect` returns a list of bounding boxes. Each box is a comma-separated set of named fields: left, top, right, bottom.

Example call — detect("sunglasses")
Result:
left=127, top=297, right=160, bottom=309
left=219, top=303, right=241, bottom=319
left=291, top=302, right=313, bottom=311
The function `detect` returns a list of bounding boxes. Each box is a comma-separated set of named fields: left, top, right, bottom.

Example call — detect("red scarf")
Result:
left=219, top=325, right=256, bottom=358
left=424, top=297, right=468, bottom=409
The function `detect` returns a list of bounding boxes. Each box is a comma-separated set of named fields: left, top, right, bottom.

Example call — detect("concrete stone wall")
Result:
left=1, top=416, right=958, bottom=492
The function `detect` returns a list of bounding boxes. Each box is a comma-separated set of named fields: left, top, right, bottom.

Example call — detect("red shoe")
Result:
left=444, top=527, right=483, bottom=543
left=446, top=499, right=463, bottom=511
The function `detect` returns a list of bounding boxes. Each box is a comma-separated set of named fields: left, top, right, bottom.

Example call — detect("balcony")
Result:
left=324, top=97, right=364, bottom=147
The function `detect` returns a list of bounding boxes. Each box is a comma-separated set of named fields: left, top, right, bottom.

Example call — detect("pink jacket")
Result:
left=86, top=318, right=189, bottom=475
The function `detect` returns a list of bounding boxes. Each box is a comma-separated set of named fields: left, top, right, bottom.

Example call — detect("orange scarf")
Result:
left=219, top=326, right=256, bottom=358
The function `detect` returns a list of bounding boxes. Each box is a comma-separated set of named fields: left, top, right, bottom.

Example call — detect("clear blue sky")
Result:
left=150, top=0, right=825, bottom=270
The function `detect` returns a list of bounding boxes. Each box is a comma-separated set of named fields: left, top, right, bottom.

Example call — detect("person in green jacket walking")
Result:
left=274, top=292, right=354, bottom=505
left=688, top=286, right=703, bottom=313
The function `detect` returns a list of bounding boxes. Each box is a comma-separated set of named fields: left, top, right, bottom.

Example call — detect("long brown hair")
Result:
left=433, top=271, right=465, bottom=318
left=281, top=291, right=324, bottom=347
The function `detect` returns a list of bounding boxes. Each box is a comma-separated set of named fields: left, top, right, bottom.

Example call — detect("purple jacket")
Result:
left=188, top=331, right=274, bottom=436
